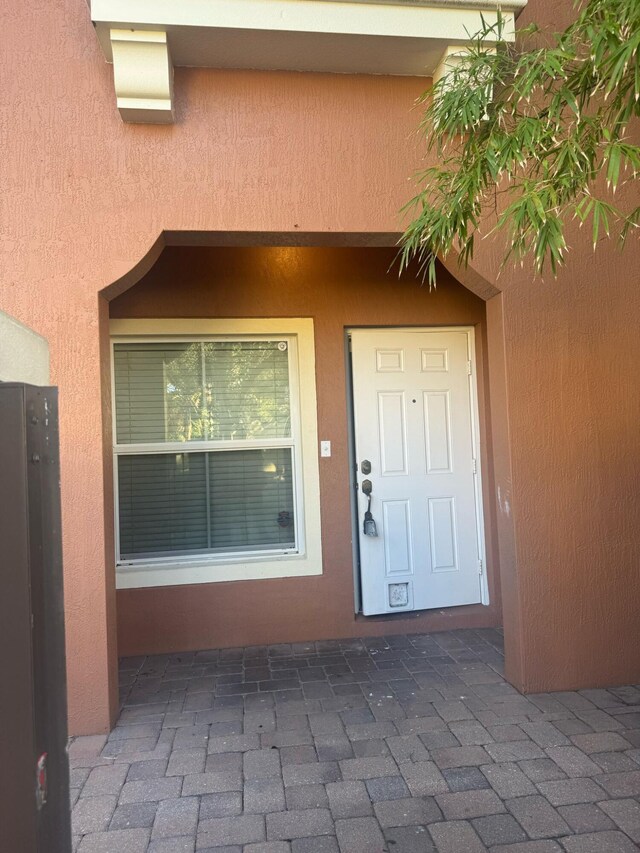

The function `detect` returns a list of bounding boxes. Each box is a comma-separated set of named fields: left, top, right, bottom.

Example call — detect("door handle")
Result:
left=361, top=480, right=378, bottom=536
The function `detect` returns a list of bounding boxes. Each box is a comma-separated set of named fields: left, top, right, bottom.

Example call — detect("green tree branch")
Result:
left=400, top=0, right=640, bottom=287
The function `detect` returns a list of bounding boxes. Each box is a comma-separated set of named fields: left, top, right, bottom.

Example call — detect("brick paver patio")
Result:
left=69, top=629, right=640, bottom=851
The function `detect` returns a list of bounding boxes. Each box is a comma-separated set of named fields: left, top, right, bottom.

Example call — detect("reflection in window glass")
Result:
left=118, top=449, right=295, bottom=560
left=114, top=341, right=290, bottom=444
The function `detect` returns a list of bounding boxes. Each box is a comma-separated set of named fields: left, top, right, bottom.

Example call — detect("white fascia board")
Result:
left=92, top=1, right=521, bottom=64
left=92, top=0, right=526, bottom=32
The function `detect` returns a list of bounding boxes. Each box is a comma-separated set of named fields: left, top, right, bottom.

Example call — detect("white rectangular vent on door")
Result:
left=421, top=348, right=449, bottom=372
left=377, top=392, right=408, bottom=475
left=428, top=497, right=459, bottom=573
left=424, top=391, right=453, bottom=473
left=376, top=349, right=404, bottom=372
left=388, top=582, right=409, bottom=607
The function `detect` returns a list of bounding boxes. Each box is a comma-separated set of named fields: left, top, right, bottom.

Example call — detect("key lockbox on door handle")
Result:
left=361, top=477, right=378, bottom=536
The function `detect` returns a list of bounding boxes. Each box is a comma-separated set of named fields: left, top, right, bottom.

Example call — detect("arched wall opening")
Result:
left=98, top=233, right=519, bottom=727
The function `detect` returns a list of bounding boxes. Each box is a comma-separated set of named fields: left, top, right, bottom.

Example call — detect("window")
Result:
left=111, top=320, right=322, bottom=588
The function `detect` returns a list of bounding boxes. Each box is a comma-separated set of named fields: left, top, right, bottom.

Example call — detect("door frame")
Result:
left=346, top=325, right=490, bottom=613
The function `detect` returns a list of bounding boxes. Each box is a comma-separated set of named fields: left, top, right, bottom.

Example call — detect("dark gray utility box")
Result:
left=0, top=383, right=71, bottom=853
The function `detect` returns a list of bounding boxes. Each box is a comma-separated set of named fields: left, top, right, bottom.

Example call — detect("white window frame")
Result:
left=110, top=318, right=323, bottom=589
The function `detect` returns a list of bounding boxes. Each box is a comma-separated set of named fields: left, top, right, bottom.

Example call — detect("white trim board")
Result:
left=110, top=318, right=323, bottom=589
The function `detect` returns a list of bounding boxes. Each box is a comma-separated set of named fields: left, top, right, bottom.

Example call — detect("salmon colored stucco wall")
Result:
left=2, top=0, right=639, bottom=734
left=477, top=252, right=640, bottom=694
left=110, top=247, right=501, bottom=655
left=460, top=0, right=640, bottom=694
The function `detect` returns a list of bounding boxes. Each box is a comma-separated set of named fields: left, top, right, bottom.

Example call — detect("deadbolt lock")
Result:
left=361, top=459, right=371, bottom=475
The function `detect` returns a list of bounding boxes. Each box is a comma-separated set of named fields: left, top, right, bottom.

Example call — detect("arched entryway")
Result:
left=98, top=233, right=516, bottom=727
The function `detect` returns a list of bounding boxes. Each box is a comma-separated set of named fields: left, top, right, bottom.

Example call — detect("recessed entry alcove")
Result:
left=103, top=243, right=504, bottom=667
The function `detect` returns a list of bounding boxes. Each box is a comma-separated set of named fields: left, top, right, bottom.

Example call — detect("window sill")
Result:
left=116, top=551, right=322, bottom=588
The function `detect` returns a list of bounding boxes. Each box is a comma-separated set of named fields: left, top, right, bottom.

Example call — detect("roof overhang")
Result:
left=91, top=0, right=526, bottom=123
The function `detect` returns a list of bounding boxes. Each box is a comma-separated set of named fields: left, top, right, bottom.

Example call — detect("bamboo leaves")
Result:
left=401, top=0, right=640, bottom=286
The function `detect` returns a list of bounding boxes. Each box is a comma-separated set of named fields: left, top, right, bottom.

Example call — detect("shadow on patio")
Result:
left=69, top=629, right=640, bottom=852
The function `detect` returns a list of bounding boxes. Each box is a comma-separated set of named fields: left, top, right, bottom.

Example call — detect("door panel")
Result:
left=424, top=391, right=452, bottom=473
left=382, top=500, right=413, bottom=576
left=351, top=329, right=483, bottom=616
left=378, top=392, right=408, bottom=475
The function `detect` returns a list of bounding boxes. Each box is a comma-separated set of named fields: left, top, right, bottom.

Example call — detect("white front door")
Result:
left=351, top=328, right=485, bottom=616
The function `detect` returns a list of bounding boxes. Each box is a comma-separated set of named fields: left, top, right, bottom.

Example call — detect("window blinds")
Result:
left=117, top=448, right=295, bottom=559
left=113, top=339, right=296, bottom=562
left=114, top=341, right=291, bottom=444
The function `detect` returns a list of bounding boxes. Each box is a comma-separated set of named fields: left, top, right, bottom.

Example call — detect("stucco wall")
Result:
left=482, top=249, right=640, bottom=693
left=0, top=310, right=49, bottom=385
left=2, top=0, right=639, bottom=733
left=2, top=0, right=435, bottom=733
left=110, top=246, right=501, bottom=655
